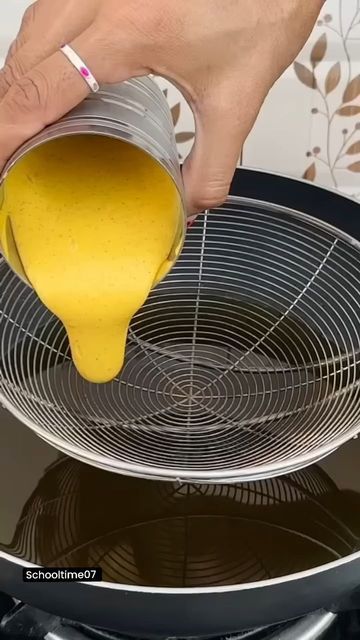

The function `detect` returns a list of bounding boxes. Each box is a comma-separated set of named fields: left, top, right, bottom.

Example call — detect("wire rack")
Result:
left=3, top=456, right=359, bottom=587
left=1, top=196, right=360, bottom=481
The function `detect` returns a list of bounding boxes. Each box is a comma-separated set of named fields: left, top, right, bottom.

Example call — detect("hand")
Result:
left=0, top=0, right=324, bottom=213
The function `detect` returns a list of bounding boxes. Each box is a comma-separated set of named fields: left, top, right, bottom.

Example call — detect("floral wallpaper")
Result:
left=295, top=0, right=360, bottom=197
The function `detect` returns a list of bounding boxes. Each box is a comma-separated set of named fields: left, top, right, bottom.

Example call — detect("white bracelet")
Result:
left=60, top=45, right=99, bottom=93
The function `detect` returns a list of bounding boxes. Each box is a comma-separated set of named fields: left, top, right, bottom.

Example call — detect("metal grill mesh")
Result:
left=1, top=196, right=360, bottom=481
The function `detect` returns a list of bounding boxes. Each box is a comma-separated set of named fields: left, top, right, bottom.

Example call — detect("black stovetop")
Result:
left=0, top=597, right=360, bottom=640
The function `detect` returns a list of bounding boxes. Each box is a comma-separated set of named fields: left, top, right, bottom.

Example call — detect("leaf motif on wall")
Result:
left=171, top=103, right=181, bottom=127
left=311, top=34, right=327, bottom=67
left=302, top=162, right=316, bottom=181
left=175, top=132, right=195, bottom=143
left=337, top=105, right=360, bottom=116
left=348, top=161, right=360, bottom=172
left=293, top=62, right=317, bottom=89
left=325, top=62, right=341, bottom=94
left=343, top=75, right=360, bottom=103
left=346, top=141, right=360, bottom=155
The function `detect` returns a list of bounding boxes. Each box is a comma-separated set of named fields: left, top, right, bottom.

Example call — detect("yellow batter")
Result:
left=1, top=135, right=182, bottom=383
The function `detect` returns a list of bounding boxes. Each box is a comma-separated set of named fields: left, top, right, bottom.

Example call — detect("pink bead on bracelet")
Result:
left=60, top=45, right=99, bottom=93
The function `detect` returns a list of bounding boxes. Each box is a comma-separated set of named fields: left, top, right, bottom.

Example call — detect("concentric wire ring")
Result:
left=0, top=196, right=360, bottom=482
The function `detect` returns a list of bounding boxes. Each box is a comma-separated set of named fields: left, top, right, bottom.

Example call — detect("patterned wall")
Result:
left=294, top=0, right=360, bottom=197
left=240, top=0, right=360, bottom=199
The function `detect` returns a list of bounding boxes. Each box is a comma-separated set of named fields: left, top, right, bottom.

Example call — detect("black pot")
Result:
left=0, top=169, right=360, bottom=637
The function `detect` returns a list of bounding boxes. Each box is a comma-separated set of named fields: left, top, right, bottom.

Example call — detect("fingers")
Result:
left=0, top=31, right=97, bottom=170
left=0, top=3, right=38, bottom=99
left=0, top=0, right=97, bottom=101
left=0, top=41, right=51, bottom=102
left=5, top=3, right=37, bottom=64
left=182, top=84, right=265, bottom=214
left=0, top=23, right=143, bottom=171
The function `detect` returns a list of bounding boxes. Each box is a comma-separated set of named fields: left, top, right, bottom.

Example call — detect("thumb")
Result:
left=182, top=87, right=265, bottom=214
